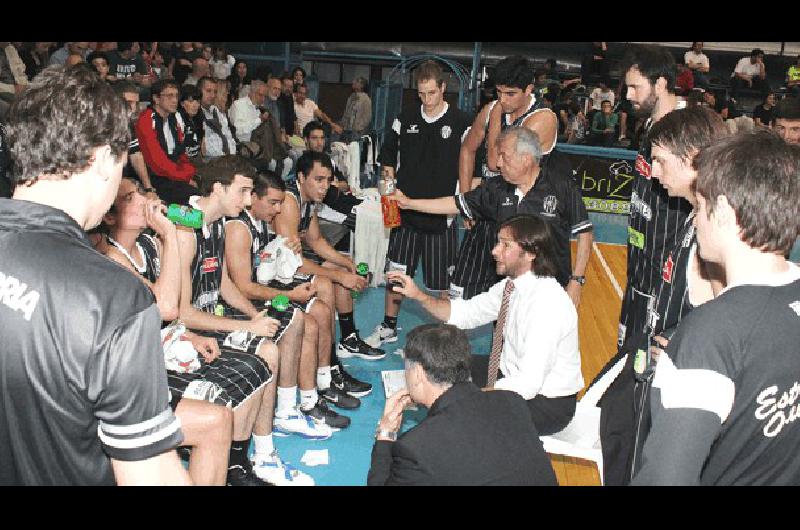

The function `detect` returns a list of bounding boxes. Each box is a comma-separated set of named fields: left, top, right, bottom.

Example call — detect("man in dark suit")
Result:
left=367, top=323, right=558, bottom=486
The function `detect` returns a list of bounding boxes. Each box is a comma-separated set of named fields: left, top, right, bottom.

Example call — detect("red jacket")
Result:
left=135, top=107, right=196, bottom=183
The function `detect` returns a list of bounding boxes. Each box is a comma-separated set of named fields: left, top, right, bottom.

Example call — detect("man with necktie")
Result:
left=387, top=213, right=583, bottom=436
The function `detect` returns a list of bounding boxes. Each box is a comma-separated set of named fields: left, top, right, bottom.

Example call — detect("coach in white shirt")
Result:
left=388, top=213, right=583, bottom=435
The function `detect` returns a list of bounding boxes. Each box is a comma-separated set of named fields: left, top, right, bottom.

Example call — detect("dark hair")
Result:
left=180, top=83, right=202, bottom=103
left=113, top=79, right=138, bottom=97
left=252, top=171, right=285, bottom=198
left=302, top=120, right=325, bottom=139
left=296, top=150, right=333, bottom=179
left=280, top=71, right=293, bottom=82
left=118, top=42, right=134, bottom=53
left=197, top=75, right=216, bottom=92
left=86, top=51, right=108, bottom=67
left=751, top=48, right=764, bottom=57
left=291, top=66, right=306, bottom=80
left=151, top=78, right=178, bottom=98
left=694, top=130, right=800, bottom=255
left=648, top=106, right=729, bottom=162
left=293, top=82, right=308, bottom=94
left=6, top=65, right=129, bottom=185
left=498, top=214, right=558, bottom=277
left=415, top=60, right=445, bottom=87
left=493, top=55, right=532, bottom=90
left=542, top=83, right=561, bottom=105
left=404, top=324, right=471, bottom=386
left=773, top=96, right=800, bottom=122
left=621, top=44, right=676, bottom=94
left=195, top=154, right=257, bottom=196
left=545, top=58, right=557, bottom=70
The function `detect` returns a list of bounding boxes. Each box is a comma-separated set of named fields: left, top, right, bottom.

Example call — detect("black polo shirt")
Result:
left=455, top=153, right=592, bottom=286
left=0, top=199, right=182, bottom=485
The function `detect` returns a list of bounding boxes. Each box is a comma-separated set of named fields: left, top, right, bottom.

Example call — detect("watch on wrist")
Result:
left=570, top=275, right=586, bottom=286
left=375, top=426, right=398, bottom=442
left=143, top=187, right=157, bottom=193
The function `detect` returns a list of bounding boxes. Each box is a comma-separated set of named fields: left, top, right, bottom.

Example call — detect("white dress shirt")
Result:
left=201, top=105, right=236, bottom=157
left=228, top=96, right=262, bottom=143
left=447, top=271, right=584, bottom=400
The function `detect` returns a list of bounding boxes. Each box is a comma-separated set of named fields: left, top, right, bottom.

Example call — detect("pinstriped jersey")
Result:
left=647, top=212, right=696, bottom=338
left=135, top=233, right=161, bottom=285
left=625, top=119, right=692, bottom=311
left=189, top=217, right=226, bottom=313
left=226, top=209, right=271, bottom=283
left=285, top=181, right=316, bottom=233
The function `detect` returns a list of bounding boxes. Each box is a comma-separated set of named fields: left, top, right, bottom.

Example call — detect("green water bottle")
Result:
left=266, top=294, right=290, bottom=319
left=167, top=204, right=204, bottom=229
left=351, top=262, right=370, bottom=299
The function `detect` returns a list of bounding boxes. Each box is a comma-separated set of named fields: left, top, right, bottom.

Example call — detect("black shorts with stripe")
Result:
left=167, top=348, right=272, bottom=410
left=267, top=273, right=319, bottom=313
left=217, top=299, right=297, bottom=347
left=386, top=222, right=457, bottom=291
left=450, top=219, right=499, bottom=300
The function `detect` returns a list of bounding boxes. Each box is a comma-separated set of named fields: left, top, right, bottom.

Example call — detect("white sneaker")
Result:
left=253, top=451, right=315, bottom=486
left=273, top=407, right=333, bottom=440
left=363, top=323, right=398, bottom=348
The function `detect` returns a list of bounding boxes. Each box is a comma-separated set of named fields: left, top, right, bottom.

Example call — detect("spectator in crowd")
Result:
left=773, top=96, right=800, bottom=144
left=1, top=62, right=190, bottom=486
left=684, top=42, right=710, bottom=89
left=178, top=84, right=204, bottom=159
left=198, top=76, right=237, bottom=159
left=228, top=59, right=251, bottom=103
left=278, top=72, right=298, bottom=135
left=210, top=45, right=235, bottom=80
left=20, top=42, right=52, bottom=80
left=135, top=79, right=197, bottom=204
left=367, top=323, right=558, bottom=486
left=114, top=80, right=158, bottom=199
left=215, top=78, right=231, bottom=113
left=184, top=57, right=209, bottom=86
left=675, top=62, right=695, bottom=96
left=169, top=42, right=201, bottom=86
left=590, top=99, right=619, bottom=146
left=294, top=82, right=342, bottom=136
left=339, top=76, right=372, bottom=137
left=87, top=51, right=113, bottom=83
left=589, top=78, right=615, bottom=111
left=704, top=89, right=739, bottom=120
left=387, top=213, right=584, bottom=436
left=632, top=130, right=800, bottom=486
left=292, top=66, right=306, bottom=87
left=48, top=42, right=88, bottom=66
left=786, top=55, right=800, bottom=96
left=108, top=42, right=151, bottom=89
left=228, top=79, right=269, bottom=143
left=147, top=47, right=169, bottom=80
left=200, top=44, right=213, bottom=62
left=731, top=48, right=770, bottom=101
left=566, top=100, right=588, bottom=144
left=65, top=53, right=84, bottom=67
left=0, top=43, right=28, bottom=107
left=753, top=92, right=776, bottom=127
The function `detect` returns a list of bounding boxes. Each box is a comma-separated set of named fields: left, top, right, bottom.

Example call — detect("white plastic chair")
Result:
left=539, top=354, right=627, bottom=485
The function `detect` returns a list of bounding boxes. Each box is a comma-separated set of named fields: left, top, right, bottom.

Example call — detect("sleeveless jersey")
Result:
left=189, top=217, right=226, bottom=313
left=108, top=233, right=161, bottom=285
left=285, top=181, right=316, bottom=233
left=227, top=209, right=272, bottom=283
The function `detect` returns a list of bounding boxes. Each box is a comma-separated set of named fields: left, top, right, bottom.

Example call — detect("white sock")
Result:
left=252, top=433, right=275, bottom=460
left=276, top=385, right=298, bottom=415
left=317, top=365, right=332, bottom=389
left=300, top=388, right=318, bottom=410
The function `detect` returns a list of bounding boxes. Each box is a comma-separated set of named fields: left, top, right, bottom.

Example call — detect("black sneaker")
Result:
left=332, top=364, right=372, bottom=397
left=337, top=331, right=386, bottom=361
left=227, top=461, right=274, bottom=486
left=301, top=397, right=351, bottom=429
left=320, top=384, right=361, bottom=410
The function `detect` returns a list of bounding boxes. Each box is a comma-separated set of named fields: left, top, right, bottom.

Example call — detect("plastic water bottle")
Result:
left=266, top=294, right=290, bottom=319
left=351, top=262, right=370, bottom=299
left=377, top=177, right=401, bottom=228
left=167, top=204, right=204, bottom=229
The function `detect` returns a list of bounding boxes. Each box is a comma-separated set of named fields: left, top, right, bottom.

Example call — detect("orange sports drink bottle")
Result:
left=378, top=176, right=401, bottom=228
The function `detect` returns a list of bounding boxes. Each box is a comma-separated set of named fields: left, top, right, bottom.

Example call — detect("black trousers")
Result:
left=730, top=75, right=770, bottom=100
left=470, top=354, right=577, bottom=436
left=151, top=175, right=197, bottom=206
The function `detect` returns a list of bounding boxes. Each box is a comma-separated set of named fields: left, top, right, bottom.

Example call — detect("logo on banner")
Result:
left=202, top=257, right=219, bottom=273
left=635, top=154, right=652, bottom=179
left=610, top=160, right=633, bottom=177
left=662, top=253, right=675, bottom=283
left=441, top=125, right=452, bottom=139
left=542, top=195, right=558, bottom=216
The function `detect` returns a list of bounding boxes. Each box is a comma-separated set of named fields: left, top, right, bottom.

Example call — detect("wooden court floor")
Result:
left=548, top=241, right=627, bottom=486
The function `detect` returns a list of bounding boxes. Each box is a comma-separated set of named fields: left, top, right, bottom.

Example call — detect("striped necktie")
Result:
left=487, top=279, right=515, bottom=387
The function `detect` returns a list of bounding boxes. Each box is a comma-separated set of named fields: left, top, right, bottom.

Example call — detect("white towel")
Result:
left=353, top=189, right=390, bottom=287
left=257, top=234, right=303, bottom=285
